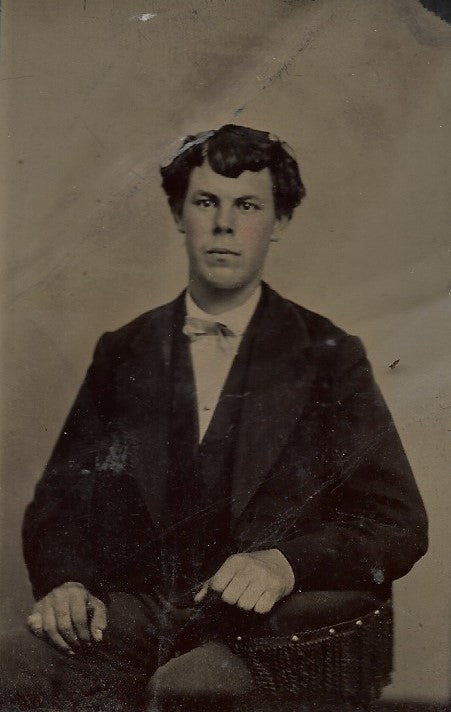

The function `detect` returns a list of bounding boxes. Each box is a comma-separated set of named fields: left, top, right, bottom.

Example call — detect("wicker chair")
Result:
left=147, top=590, right=392, bottom=712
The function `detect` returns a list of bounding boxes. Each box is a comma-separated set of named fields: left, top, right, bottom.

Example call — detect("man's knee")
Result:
left=148, top=641, right=253, bottom=699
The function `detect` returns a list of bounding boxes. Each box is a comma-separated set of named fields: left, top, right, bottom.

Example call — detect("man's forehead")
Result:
left=187, top=162, right=273, bottom=197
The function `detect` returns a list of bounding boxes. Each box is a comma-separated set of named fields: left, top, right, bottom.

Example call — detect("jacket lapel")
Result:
left=231, top=285, right=315, bottom=521
left=166, top=301, right=200, bottom=524
left=114, top=292, right=185, bottom=527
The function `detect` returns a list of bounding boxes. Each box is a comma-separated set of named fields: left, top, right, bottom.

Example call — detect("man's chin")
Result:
left=204, top=279, right=247, bottom=293
left=201, top=272, right=246, bottom=292
left=194, top=267, right=261, bottom=298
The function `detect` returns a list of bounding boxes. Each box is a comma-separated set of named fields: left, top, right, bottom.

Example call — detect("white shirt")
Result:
left=185, top=286, right=261, bottom=442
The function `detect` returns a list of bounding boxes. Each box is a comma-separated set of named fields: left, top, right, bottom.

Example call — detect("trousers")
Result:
left=2, top=590, right=386, bottom=712
left=1, top=591, right=256, bottom=712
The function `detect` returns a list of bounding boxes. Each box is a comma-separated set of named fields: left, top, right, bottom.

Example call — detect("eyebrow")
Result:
left=237, top=194, right=263, bottom=202
left=192, top=190, right=263, bottom=202
left=192, top=190, right=217, bottom=199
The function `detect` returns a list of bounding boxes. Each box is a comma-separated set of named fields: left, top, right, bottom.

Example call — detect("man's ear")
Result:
left=271, top=216, right=289, bottom=242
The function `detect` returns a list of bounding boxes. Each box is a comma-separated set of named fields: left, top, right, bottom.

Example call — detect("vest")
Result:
left=159, top=298, right=262, bottom=604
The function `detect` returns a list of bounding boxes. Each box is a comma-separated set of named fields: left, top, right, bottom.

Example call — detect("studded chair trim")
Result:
left=230, top=602, right=393, bottom=703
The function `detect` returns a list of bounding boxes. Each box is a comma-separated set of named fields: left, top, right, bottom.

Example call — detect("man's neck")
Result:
left=188, top=280, right=261, bottom=315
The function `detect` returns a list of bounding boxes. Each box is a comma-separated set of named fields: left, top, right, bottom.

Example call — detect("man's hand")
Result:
left=27, top=581, right=107, bottom=655
left=194, top=549, right=295, bottom=614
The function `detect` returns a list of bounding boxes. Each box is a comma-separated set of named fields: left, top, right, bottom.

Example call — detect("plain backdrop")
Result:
left=1, top=0, right=450, bottom=703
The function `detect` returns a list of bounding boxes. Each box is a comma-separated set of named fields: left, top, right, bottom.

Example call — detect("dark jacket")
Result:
left=23, top=284, right=428, bottom=601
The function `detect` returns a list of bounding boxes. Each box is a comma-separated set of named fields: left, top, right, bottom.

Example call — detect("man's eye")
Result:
left=194, top=198, right=214, bottom=208
left=239, top=201, right=259, bottom=211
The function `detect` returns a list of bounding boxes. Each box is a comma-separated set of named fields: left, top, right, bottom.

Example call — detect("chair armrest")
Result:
left=230, top=590, right=392, bottom=704
left=267, top=589, right=390, bottom=634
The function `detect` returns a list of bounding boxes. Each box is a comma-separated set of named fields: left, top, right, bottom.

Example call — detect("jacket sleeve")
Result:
left=277, top=334, right=428, bottom=592
left=22, top=333, right=113, bottom=600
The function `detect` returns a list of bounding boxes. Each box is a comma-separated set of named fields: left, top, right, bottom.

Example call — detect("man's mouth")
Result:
left=206, top=248, right=240, bottom=256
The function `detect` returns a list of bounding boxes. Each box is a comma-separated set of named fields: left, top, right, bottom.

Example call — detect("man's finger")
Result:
left=52, top=590, right=80, bottom=647
left=237, top=583, right=265, bottom=611
left=253, top=590, right=277, bottom=615
left=194, top=557, right=240, bottom=602
left=194, top=583, right=209, bottom=603
left=68, top=589, right=91, bottom=642
left=88, top=596, right=107, bottom=642
left=221, top=575, right=249, bottom=606
left=27, top=611, right=44, bottom=638
left=41, top=601, right=74, bottom=654
left=209, top=556, right=242, bottom=594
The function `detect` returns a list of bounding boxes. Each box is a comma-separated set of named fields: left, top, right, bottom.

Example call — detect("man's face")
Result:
left=176, top=161, right=286, bottom=296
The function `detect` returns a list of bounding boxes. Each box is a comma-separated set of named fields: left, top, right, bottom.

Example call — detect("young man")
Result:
left=19, top=125, right=427, bottom=709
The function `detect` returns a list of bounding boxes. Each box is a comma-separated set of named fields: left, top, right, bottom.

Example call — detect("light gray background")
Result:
left=2, top=0, right=450, bottom=703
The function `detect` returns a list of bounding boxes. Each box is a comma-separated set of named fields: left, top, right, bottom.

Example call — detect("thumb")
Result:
left=194, top=582, right=209, bottom=603
left=27, top=610, right=44, bottom=638
left=87, top=595, right=107, bottom=642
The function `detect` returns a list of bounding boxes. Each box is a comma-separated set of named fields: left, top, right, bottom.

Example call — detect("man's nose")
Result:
left=213, top=205, right=235, bottom=235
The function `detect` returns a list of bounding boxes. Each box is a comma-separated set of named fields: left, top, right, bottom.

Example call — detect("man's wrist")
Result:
left=272, top=548, right=295, bottom=594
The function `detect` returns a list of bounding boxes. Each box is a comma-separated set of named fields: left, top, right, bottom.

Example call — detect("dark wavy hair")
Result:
left=160, top=124, right=306, bottom=220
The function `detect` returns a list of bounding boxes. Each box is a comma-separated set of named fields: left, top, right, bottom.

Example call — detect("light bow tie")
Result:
left=183, top=316, right=235, bottom=348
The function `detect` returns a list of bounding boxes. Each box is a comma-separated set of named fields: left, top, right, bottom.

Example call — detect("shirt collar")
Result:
left=185, top=285, right=262, bottom=337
